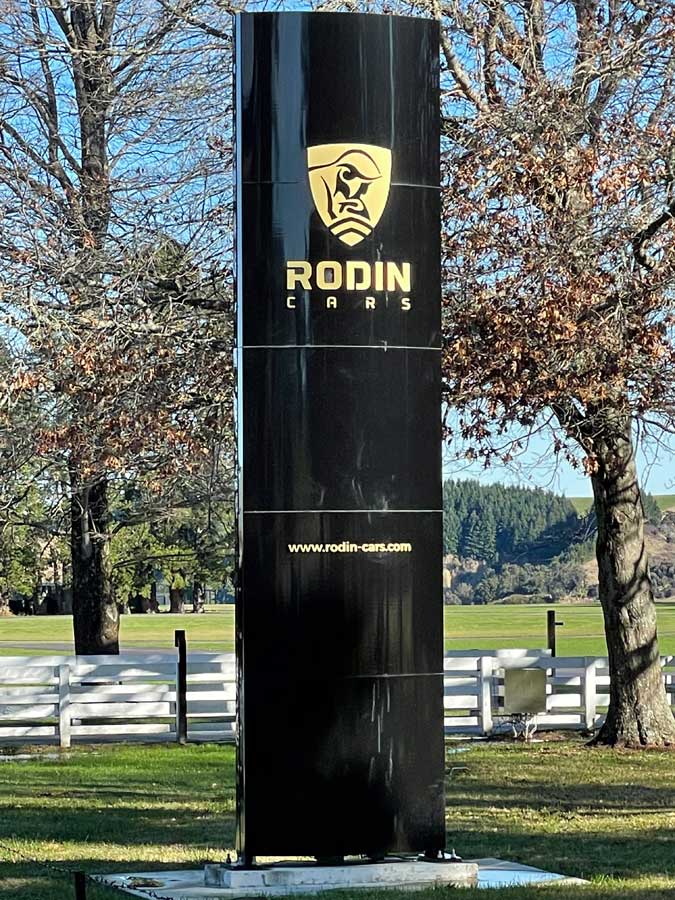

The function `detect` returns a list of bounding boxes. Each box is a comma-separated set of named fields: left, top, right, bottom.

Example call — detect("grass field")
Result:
left=0, top=607, right=236, bottom=656
left=443, top=603, right=675, bottom=656
left=3, top=603, right=675, bottom=657
left=1, top=741, right=674, bottom=899
left=569, top=494, right=675, bottom=515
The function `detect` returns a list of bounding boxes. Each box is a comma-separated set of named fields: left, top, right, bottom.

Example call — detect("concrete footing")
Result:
left=97, top=857, right=587, bottom=897
left=205, top=859, right=478, bottom=892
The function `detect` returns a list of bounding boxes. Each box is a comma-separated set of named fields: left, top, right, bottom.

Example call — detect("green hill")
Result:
left=570, top=494, right=675, bottom=515
left=443, top=481, right=675, bottom=605
left=444, top=479, right=586, bottom=565
left=569, top=496, right=594, bottom=515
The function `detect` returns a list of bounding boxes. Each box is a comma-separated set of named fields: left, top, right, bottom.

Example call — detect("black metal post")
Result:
left=547, top=609, right=564, bottom=656
left=74, top=872, right=87, bottom=900
left=175, top=629, right=188, bottom=744
left=547, top=609, right=556, bottom=655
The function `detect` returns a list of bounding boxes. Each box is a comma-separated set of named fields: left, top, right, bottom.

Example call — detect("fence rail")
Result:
left=0, top=652, right=235, bottom=747
left=443, top=648, right=675, bottom=735
left=1, top=648, right=674, bottom=746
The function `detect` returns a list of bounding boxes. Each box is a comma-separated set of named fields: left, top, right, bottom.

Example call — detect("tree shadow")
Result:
left=446, top=778, right=675, bottom=814
left=0, top=799, right=236, bottom=848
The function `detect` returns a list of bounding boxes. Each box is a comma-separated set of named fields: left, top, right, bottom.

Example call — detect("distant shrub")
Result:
left=495, top=593, right=555, bottom=605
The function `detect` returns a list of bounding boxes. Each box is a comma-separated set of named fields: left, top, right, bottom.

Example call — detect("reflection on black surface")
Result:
left=243, top=348, right=441, bottom=511
left=240, top=183, right=441, bottom=348
left=236, top=10, right=443, bottom=858
left=243, top=674, right=445, bottom=856
left=239, top=13, right=439, bottom=187
left=242, top=512, right=443, bottom=678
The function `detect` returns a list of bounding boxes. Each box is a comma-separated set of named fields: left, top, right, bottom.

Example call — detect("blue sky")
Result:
left=443, top=431, right=675, bottom=498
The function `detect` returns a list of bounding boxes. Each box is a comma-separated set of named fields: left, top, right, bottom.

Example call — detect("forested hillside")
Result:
left=443, top=480, right=581, bottom=563
left=442, top=480, right=667, bottom=604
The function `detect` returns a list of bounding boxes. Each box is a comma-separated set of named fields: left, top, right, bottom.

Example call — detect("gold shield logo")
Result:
left=307, top=144, right=392, bottom=247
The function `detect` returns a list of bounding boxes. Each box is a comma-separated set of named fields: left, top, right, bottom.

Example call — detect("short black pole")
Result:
left=175, top=629, right=188, bottom=744
left=547, top=609, right=556, bottom=655
left=74, top=871, right=87, bottom=900
left=547, top=609, right=564, bottom=656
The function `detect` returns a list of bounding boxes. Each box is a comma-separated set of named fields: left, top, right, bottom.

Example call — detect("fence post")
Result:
left=479, top=655, right=493, bottom=735
left=175, top=629, right=188, bottom=744
left=74, top=871, right=87, bottom=899
left=58, top=664, right=71, bottom=750
left=547, top=609, right=564, bottom=656
left=583, top=658, right=597, bottom=730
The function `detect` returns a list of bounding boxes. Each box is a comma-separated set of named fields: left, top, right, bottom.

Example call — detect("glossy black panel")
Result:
left=242, top=512, right=443, bottom=678
left=243, top=347, right=441, bottom=511
left=240, top=674, right=445, bottom=856
left=238, top=13, right=439, bottom=187
left=236, top=11, right=443, bottom=858
left=240, top=183, right=440, bottom=348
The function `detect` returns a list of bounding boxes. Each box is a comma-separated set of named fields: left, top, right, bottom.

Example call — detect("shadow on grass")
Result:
left=1, top=744, right=674, bottom=899
left=446, top=778, right=675, bottom=813
left=3, top=861, right=675, bottom=900
left=0, top=800, right=236, bottom=847
left=445, top=776, right=675, bottom=880
left=444, top=825, right=675, bottom=880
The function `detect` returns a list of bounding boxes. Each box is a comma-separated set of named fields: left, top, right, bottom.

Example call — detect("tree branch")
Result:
left=632, top=202, right=675, bottom=270
left=433, top=0, right=488, bottom=112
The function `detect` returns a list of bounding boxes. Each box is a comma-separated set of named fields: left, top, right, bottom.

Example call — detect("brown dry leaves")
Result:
left=439, top=6, right=675, bottom=463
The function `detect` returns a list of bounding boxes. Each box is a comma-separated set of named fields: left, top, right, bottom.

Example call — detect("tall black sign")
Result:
left=236, top=11, right=443, bottom=859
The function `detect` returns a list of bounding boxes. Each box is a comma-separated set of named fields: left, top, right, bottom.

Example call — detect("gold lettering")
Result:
left=365, top=296, right=376, bottom=309
left=317, top=261, right=342, bottom=290
left=286, top=261, right=311, bottom=290
left=386, top=262, right=411, bottom=292
left=345, top=261, right=371, bottom=291
left=285, top=260, right=413, bottom=292
left=374, top=261, right=385, bottom=291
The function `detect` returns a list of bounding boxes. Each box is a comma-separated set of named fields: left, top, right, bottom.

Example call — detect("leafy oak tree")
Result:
left=0, top=1, right=234, bottom=652
left=425, top=0, right=675, bottom=745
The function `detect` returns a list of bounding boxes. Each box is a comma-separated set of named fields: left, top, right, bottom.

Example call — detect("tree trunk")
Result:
left=169, top=586, right=185, bottom=614
left=192, top=578, right=205, bottom=613
left=590, top=417, right=675, bottom=746
left=70, top=467, right=119, bottom=654
left=149, top=580, right=159, bottom=612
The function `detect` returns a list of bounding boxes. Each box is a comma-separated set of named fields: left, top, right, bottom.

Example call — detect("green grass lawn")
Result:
left=570, top=494, right=675, bottom=514
left=1, top=741, right=674, bottom=899
left=445, top=603, right=675, bottom=656
left=3, top=603, right=675, bottom=657
left=0, top=607, right=236, bottom=656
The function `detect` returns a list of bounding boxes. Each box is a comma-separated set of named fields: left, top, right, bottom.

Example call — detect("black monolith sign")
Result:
left=235, top=11, right=443, bottom=860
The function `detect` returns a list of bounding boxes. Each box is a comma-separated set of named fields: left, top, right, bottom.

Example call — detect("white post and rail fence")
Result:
left=1, top=645, right=674, bottom=748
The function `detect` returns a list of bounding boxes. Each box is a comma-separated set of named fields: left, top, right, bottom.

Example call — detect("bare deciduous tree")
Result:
left=424, top=0, right=675, bottom=745
left=0, top=0, right=235, bottom=652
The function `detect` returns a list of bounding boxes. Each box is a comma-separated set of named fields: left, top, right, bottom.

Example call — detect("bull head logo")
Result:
left=307, top=144, right=392, bottom=247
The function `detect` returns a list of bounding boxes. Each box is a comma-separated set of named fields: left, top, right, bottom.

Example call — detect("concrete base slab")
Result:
left=96, top=857, right=587, bottom=897
left=475, top=858, right=587, bottom=888
left=205, top=859, right=477, bottom=891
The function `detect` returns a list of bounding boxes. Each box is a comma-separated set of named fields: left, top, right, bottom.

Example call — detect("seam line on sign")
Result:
left=242, top=344, right=443, bottom=351
left=244, top=509, right=443, bottom=514
left=239, top=180, right=440, bottom=190
left=344, top=672, right=446, bottom=679
left=251, top=673, right=447, bottom=679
